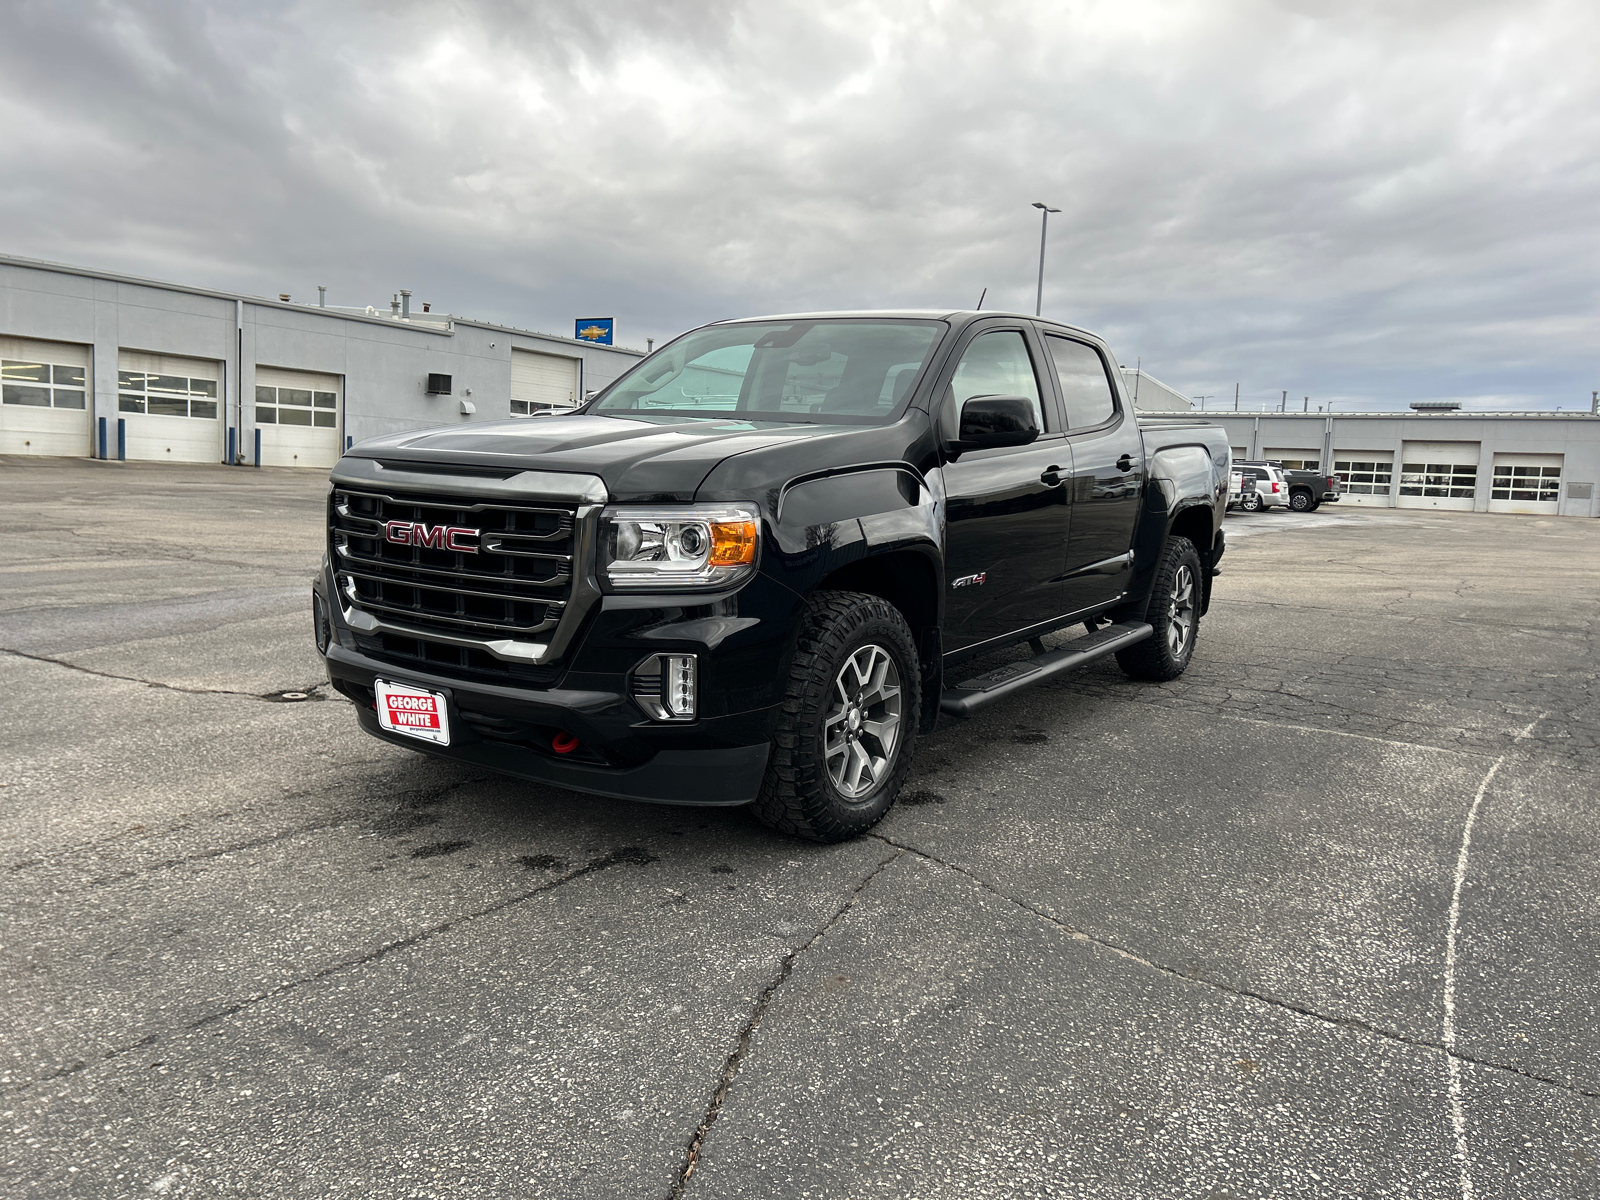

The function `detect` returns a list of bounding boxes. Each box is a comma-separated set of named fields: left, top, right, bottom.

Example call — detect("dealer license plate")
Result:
left=374, top=679, right=451, bottom=745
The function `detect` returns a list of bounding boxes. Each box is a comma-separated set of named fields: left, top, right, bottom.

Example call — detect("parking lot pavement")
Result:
left=3, top=457, right=1597, bottom=1198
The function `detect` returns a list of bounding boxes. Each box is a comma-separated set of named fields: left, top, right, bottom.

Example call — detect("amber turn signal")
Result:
left=708, top=519, right=759, bottom=566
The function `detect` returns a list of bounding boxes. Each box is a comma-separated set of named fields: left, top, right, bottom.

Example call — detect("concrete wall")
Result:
left=0, top=255, right=643, bottom=464
left=1205, top=411, right=1600, bottom=517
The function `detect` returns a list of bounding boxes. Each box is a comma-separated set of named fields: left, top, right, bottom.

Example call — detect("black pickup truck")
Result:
left=313, top=311, right=1230, bottom=841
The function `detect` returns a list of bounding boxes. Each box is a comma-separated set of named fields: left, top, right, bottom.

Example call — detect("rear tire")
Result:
left=1240, top=492, right=1262, bottom=512
left=752, top=591, right=921, bottom=843
left=1116, top=536, right=1202, bottom=682
left=1289, top=489, right=1312, bottom=512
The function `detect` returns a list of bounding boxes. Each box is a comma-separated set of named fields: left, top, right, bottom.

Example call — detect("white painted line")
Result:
left=1442, top=714, right=1544, bottom=1200
left=1212, top=712, right=1493, bottom=758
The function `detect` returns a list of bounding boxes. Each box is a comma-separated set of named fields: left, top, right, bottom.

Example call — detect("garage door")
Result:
left=1263, top=447, right=1322, bottom=470
left=1333, top=450, right=1394, bottom=506
left=255, top=366, right=341, bottom=469
left=1397, top=441, right=1479, bottom=511
left=118, top=351, right=221, bottom=463
left=511, top=349, right=579, bottom=415
left=1, top=336, right=92, bottom=457
left=1489, top=452, right=1562, bottom=516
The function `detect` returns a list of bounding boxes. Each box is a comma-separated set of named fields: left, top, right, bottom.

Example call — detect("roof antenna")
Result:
left=975, top=287, right=987, bottom=311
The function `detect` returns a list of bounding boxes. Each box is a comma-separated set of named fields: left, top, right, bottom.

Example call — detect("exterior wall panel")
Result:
left=1207, top=412, right=1600, bottom=517
left=0, top=254, right=643, bottom=468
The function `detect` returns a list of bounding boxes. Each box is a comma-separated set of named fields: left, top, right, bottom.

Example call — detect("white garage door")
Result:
left=1, top=336, right=92, bottom=457
left=118, top=350, right=221, bottom=464
left=1263, top=447, right=1323, bottom=470
left=1333, top=450, right=1394, bottom=506
left=256, top=366, right=341, bottom=469
left=1489, top=452, right=1562, bottom=516
left=1397, top=440, right=1479, bottom=511
left=511, top=349, right=579, bottom=415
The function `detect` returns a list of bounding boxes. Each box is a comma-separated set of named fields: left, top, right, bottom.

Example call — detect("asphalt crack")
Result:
left=668, top=846, right=905, bottom=1198
left=4, top=845, right=659, bottom=1095
left=12, top=773, right=493, bottom=886
left=0, top=646, right=326, bottom=702
left=869, top=834, right=1600, bottom=1103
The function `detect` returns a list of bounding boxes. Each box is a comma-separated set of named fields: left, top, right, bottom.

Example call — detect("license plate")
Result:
left=374, top=679, right=451, bottom=745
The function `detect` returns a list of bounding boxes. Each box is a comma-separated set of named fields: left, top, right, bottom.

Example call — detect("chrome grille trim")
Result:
left=332, top=533, right=571, bottom=591
left=329, top=474, right=604, bottom=671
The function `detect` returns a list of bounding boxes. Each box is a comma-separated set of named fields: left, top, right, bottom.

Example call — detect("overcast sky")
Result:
left=3, top=0, right=1597, bottom=410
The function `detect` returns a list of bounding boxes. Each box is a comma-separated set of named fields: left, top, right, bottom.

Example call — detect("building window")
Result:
left=256, top=385, right=337, bottom=427
left=1335, top=459, right=1393, bottom=495
left=2, top=359, right=87, bottom=409
left=1399, top=462, right=1476, bottom=499
left=120, top=371, right=218, bottom=418
left=1491, top=463, right=1561, bottom=502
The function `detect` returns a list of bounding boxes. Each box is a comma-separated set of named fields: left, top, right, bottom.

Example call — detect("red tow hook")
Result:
left=551, top=732, right=581, bottom=755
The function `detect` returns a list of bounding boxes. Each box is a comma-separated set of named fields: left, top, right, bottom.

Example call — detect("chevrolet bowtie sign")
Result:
left=575, top=318, right=614, bottom=345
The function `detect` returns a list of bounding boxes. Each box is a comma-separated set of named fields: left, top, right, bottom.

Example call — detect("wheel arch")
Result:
left=816, top=548, right=943, bottom=734
left=1166, top=502, right=1219, bottom=616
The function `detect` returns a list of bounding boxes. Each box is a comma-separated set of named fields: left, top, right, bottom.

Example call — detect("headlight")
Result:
left=600, top=504, right=760, bottom=592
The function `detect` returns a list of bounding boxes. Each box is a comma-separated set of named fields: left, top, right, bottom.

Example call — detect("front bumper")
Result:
left=324, top=641, right=775, bottom=805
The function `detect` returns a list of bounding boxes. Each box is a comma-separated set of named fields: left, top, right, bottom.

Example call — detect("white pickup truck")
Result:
left=1228, top=464, right=1291, bottom=512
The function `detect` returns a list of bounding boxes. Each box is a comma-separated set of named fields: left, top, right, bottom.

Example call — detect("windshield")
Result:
left=592, top=319, right=944, bottom=424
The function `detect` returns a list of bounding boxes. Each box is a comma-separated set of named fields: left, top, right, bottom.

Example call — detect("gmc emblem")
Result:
left=384, top=521, right=479, bottom=553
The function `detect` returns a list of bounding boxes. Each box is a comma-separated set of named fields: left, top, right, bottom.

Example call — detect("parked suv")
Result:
left=315, top=310, right=1230, bottom=841
left=1236, top=459, right=1342, bottom=512
left=1230, top=464, right=1290, bottom=512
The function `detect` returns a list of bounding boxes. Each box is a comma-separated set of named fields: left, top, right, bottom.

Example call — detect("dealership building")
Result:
left=0, top=254, right=643, bottom=470
left=1202, top=408, right=1600, bottom=519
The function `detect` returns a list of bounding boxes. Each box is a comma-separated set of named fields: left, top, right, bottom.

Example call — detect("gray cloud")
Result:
left=2, top=0, right=1596, bottom=409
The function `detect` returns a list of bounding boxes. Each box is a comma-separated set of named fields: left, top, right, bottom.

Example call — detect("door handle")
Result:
left=1116, top=453, right=1135, bottom=472
left=1040, top=465, right=1065, bottom=487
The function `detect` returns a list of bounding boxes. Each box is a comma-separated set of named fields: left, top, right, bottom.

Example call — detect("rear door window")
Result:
left=1044, top=335, right=1118, bottom=429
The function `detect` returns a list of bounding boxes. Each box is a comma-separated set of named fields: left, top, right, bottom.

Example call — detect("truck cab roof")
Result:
left=710, top=309, right=1106, bottom=343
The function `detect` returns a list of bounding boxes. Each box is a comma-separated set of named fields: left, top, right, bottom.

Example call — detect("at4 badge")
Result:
left=951, top=571, right=987, bottom=588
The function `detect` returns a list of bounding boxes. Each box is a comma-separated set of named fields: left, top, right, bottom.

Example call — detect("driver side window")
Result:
left=949, top=331, right=1046, bottom=432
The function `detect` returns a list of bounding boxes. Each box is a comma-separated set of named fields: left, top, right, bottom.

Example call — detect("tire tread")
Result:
left=751, top=590, right=920, bottom=843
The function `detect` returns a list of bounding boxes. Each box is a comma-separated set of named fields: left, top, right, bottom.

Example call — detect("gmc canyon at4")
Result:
left=313, top=311, right=1230, bottom=841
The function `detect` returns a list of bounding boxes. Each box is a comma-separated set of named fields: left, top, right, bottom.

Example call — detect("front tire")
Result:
left=752, top=591, right=921, bottom=843
left=1116, top=536, right=1202, bottom=681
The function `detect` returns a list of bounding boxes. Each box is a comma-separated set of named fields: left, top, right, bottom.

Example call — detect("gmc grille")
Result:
left=329, top=486, right=575, bottom=676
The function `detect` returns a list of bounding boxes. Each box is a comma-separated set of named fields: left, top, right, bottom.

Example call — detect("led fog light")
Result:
left=632, top=653, right=698, bottom=722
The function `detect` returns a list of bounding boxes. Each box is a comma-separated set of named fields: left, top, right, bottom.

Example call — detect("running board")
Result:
left=939, top=621, right=1154, bottom=717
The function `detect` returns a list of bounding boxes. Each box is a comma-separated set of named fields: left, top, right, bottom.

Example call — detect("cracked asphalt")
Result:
left=3, top=457, right=1597, bottom=1199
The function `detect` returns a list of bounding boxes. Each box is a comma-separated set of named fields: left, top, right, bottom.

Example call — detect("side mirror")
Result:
left=950, top=395, right=1039, bottom=454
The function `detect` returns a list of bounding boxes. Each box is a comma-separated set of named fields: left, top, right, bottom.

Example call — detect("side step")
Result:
left=939, top=621, right=1153, bottom=717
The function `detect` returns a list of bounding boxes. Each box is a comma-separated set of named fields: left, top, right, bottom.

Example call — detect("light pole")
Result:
left=1032, top=201, right=1060, bottom=316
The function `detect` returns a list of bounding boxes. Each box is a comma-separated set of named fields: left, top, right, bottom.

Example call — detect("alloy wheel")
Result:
left=1166, top=564, right=1196, bottom=658
left=824, top=644, right=903, bottom=801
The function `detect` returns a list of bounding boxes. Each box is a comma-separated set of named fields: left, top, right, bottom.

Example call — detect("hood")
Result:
left=345, top=413, right=857, bottom=502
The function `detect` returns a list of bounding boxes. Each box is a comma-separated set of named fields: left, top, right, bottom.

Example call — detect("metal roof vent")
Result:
left=1410, top=400, right=1462, bottom=412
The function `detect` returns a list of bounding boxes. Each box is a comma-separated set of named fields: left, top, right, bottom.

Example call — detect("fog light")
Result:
left=665, top=654, right=696, bottom=718
left=632, top=653, right=697, bottom=721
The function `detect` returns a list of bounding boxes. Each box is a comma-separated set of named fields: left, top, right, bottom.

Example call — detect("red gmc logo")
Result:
left=384, top=521, right=479, bottom=553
